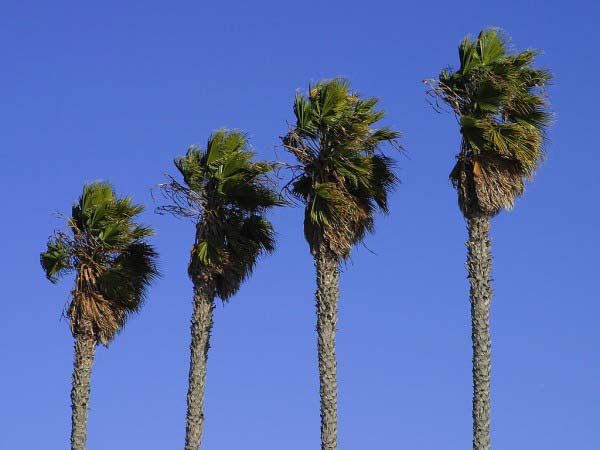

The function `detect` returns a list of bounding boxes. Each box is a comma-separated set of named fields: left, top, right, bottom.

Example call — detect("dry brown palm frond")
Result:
left=452, top=154, right=525, bottom=217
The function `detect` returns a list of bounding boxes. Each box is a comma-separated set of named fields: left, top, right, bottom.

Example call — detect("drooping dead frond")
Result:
left=154, top=174, right=205, bottom=220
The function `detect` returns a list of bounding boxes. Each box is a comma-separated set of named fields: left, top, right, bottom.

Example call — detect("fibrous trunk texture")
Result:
left=70, top=320, right=96, bottom=450
left=314, top=246, right=341, bottom=450
left=185, top=283, right=215, bottom=450
left=466, top=216, right=493, bottom=450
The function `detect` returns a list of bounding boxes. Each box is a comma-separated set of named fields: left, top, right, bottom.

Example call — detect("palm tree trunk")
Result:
left=70, top=320, right=96, bottom=450
left=314, top=245, right=341, bottom=450
left=466, top=216, right=493, bottom=450
left=185, top=283, right=215, bottom=450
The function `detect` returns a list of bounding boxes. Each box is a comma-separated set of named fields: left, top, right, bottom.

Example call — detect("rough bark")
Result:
left=466, top=216, right=493, bottom=450
left=70, top=320, right=97, bottom=450
left=184, top=282, right=215, bottom=450
left=314, top=245, right=341, bottom=450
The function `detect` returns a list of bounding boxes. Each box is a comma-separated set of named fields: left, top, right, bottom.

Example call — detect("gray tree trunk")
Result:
left=314, top=246, right=340, bottom=450
left=466, top=216, right=493, bottom=450
left=184, top=283, right=215, bottom=450
left=70, top=321, right=96, bottom=450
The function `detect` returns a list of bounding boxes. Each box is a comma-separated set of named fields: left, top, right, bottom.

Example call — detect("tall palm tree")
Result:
left=282, top=79, right=401, bottom=450
left=40, top=181, right=159, bottom=450
left=426, top=29, right=552, bottom=450
left=157, top=129, right=281, bottom=450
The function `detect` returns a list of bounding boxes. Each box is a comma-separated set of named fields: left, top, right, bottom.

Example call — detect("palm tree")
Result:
left=157, top=129, right=281, bottom=450
left=40, top=181, right=159, bottom=450
left=282, top=79, right=401, bottom=450
left=426, top=29, right=552, bottom=450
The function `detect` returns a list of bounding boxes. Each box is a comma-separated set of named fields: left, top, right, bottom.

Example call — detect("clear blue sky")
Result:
left=1, top=1, right=598, bottom=449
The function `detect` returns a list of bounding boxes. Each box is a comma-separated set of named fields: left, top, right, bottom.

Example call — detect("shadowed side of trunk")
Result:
left=314, top=245, right=340, bottom=450
left=70, top=320, right=96, bottom=450
left=466, top=216, right=493, bottom=450
left=185, top=283, right=215, bottom=450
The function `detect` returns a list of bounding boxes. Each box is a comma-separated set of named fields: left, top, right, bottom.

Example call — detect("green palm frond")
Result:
left=40, top=236, right=74, bottom=283
left=41, top=182, right=159, bottom=345
left=427, top=28, right=553, bottom=217
left=282, top=78, right=401, bottom=257
left=158, top=129, right=281, bottom=301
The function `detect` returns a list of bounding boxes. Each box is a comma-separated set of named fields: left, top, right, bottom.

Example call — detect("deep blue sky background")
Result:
left=1, top=1, right=599, bottom=449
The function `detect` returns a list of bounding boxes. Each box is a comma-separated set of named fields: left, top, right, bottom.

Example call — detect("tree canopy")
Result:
left=427, top=28, right=553, bottom=217
left=40, top=182, right=159, bottom=345
left=283, top=78, right=401, bottom=257
left=158, top=129, right=282, bottom=300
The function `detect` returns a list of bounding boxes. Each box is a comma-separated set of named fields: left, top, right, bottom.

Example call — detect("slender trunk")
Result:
left=184, top=283, right=215, bottom=450
left=466, top=216, right=493, bottom=450
left=70, top=320, right=96, bottom=450
left=314, top=245, right=340, bottom=450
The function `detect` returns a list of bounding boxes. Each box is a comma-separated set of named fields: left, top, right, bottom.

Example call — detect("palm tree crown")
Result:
left=40, top=181, right=159, bottom=345
left=158, top=129, right=281, bottom=299
left=427, top=28, right=553, bottom=217
left=283, top=78, right=401, bottom=257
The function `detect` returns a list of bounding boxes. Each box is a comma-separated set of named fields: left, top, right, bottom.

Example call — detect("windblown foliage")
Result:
left=157, top=129, right=281, bottom=300
left=282, top=78, right=401, bottom=257
left=40, top=182, right=159, bottom=345
left=427, top=28, right=553, bottom=217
